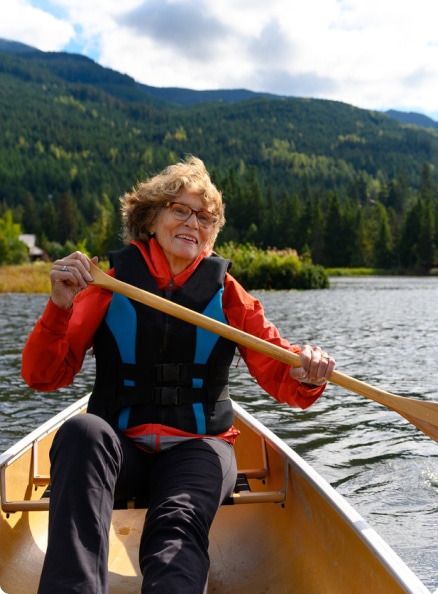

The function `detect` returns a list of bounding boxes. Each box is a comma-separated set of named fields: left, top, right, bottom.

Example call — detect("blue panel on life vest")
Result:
left=118, top=406, right=131, bottom=430
left=194, top=288, right=226, bottom=366
left=192, top=402, right=206, bottom=434
left=192, top=288, right=226, bottom=430
left=105, top=293, right=137, bottom=366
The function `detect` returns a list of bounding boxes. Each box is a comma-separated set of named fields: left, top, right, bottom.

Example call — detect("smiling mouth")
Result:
left=176, top=234, right=197, bottom=244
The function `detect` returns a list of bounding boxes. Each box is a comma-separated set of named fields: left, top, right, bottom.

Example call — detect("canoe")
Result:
left=0, top=395, right=431, bottom=594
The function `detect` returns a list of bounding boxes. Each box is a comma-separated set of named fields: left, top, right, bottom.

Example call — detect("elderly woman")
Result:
left=22, top=156, right=335, bottom=594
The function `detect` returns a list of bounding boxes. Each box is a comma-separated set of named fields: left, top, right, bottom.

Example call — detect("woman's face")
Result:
left=150, top=190, right=214, bottom=275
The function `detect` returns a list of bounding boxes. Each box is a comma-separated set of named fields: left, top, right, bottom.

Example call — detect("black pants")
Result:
left=37, top=413, right=237, bottom=594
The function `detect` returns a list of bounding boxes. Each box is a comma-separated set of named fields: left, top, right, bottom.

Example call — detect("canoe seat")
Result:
left=223, top=467, right=286, bottom=505
left=113, top=467, right=286, bottom=509
left=1, top=466, right=286, bottom=514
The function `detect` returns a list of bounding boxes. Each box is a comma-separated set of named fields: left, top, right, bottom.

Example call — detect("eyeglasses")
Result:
left=164, top=201, right=218, bottom=229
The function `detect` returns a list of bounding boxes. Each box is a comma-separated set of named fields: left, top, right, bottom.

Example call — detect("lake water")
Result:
left=1, top=277, right=438, bottom=591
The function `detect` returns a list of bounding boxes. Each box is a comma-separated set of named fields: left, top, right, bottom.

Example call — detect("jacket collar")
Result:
left=131, top=239, right=208, bottom=291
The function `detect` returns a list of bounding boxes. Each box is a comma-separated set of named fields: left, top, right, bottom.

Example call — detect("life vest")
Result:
left=88, top=244, right=237, bottom=439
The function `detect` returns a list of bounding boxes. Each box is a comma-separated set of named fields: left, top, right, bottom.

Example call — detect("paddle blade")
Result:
left=398, top=409, right=438, bottom=443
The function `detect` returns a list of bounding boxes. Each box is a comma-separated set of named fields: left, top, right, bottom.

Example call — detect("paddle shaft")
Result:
left=88, top=263, right=438, bottom=442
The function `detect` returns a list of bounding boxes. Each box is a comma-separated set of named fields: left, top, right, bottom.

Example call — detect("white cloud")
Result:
left=1, top=0, right=438, bottom=119
left=0, top=0, right=75, bottom=50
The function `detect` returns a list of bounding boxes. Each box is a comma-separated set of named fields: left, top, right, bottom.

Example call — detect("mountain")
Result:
left=385, top=110, right=438, bottom=131
left=0, top=39, right=41, bottom=54
left=1, top=40, right=437, bottom=190
left=1, top=39, right=438, bottom=200
left=0, top=38, right=282, bottom=107
left=1, top=37, right=437, bottom=125
left=136, top=83, right=285, bottom=106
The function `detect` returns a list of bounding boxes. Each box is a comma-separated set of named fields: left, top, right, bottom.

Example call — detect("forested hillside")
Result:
left=1, top=43, right=438, bottom=271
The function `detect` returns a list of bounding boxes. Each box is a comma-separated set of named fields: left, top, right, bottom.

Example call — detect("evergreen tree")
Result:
left=349, top=208, right=369, bottom=267
left=308, top=199, right=325, bottom=264
left=417, top=199, right=436, bottom=270
left=386, top=169, right=410, bottom=214
left=277, top=191, right=302, bottom=250
left=299, top=196, right=314, bottom=253
left=56, top=192, right=80, bottom=244
left=218, top=167, right=245, bottom=243
left=355, top=173, right=368, bottom=206
left=343, top=199, right=364, bottom=267
left=373, top=202, right=394, bottom=268
left=261, top=185, right=279, bottom=248
left=418, top=163, right=437, bottom=201
left=323, top=192, right=346, bottom=266
left=241, top=166, right=266, bottom=244
left=399, top=199, right=421, bottom=269
left=23, top=192, right=41, bottom=235
left=41, top=198, right=58, bottom=242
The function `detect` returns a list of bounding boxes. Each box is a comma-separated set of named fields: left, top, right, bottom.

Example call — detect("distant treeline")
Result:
left=214, top=163, right=438, bottom=272
left=1, top=161, right=437, bottom=275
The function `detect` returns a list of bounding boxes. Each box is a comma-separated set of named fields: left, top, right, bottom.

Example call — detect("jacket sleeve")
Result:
left=222, top=273, right=325, bottom=409
left=21, top=285, right=112, bottom=391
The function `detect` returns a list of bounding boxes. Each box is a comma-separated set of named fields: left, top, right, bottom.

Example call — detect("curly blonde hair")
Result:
left=120, top=155, right=225, bottom=251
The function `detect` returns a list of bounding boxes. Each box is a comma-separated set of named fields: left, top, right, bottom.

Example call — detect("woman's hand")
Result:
left=289, top=345, right=336, bottom=386
left=49, top=252, right=97, bottom=310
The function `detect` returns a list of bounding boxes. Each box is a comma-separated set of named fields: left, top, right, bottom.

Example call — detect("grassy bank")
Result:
left=326, top=267, right=389, bottom=276
left=326, top=267, right=438, bottom=276
left=0, top=262, right=53, bottom=293
left=0, top=261, right=112, bottom=293
left=0, top=252, right=329, bottom=293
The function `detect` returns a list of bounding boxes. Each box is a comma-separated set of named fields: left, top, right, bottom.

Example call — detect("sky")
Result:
left=2, top=0, right=438, bottom=121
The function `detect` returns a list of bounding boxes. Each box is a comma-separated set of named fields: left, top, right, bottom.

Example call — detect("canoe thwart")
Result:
left=1, top=468, right=285, bottom=514
left=113, top=469, right=286, bottom=509
left=1, top=498, right=50, bottom=513
left=225, top=490, right=286, bottom=504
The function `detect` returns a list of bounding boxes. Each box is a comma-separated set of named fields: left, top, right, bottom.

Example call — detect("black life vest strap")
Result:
left=150, top=385, right=229, bottom=406
left=120, top=363, right=230, bottom=385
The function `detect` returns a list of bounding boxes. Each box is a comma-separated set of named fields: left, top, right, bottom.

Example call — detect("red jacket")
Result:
left=21, top=241, right=324, bottom=428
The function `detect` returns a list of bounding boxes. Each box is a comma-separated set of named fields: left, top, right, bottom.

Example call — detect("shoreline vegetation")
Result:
left=1, top=244, right=431, bottom=294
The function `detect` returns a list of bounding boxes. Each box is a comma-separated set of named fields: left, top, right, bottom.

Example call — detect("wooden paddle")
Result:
left=88, top=262, right=438, bottom=443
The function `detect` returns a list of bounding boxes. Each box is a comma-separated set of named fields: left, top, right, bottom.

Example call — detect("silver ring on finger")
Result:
left=61, top=265, right=68, bottom=272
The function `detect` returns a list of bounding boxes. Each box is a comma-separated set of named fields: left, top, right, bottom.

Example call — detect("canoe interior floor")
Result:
left=0, top=506, right=292, bottom=594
